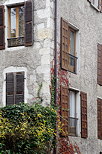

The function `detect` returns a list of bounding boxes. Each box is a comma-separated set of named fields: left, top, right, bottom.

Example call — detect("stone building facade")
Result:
left=0, top=0, right=102, bottom=153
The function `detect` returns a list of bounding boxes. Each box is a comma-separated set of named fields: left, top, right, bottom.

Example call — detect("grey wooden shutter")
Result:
left=0, top=6, right=5, bottom=50
left=15, top=72, right=24, bottom=104
left=97, top=44, right=102, bottom=86
left=6, top=73, right=14, bottom=106
left=24, top=0, right=33, bottom=46
left=80, top=92, right=88, bottom=138
left=60, top=85, right=69, bottom=136
left=61, top=18, right=69, bottom=70
left=97, top=98, right=102, bottom=139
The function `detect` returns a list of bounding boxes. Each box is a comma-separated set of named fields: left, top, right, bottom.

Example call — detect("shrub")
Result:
left=0, top=103, right=56, bottom=154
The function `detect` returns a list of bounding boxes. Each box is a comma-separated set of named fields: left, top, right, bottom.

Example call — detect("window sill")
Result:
left=7, top=37, right=24, bottom=48
left=5, top=46, right=25, bottom=51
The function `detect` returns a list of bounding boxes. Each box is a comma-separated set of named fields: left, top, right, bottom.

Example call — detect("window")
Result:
left=91, top=0, right=99, bottom=8
left=6, top=72, right=24, bottom=105
left=97, top=98, right=102, bottom=139
left=0, top=1, right=33, bottom=49
left=88, top=0, right=102, bottom=11
left=68, top=90, right=78, bottom=136
left=7, top=5, right=25, bottom=47
left=61, top=18, right=77, bottom=73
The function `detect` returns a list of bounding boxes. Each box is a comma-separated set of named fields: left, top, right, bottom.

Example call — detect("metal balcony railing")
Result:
left=68, top=117, right=78, bottom=136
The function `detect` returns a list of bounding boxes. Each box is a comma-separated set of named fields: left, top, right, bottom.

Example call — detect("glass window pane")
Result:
left=11, top=8, right=16, bottom=38
left=69, top=91, right=76, bottom=118
left=19, top=6, right=24, bottom=37
left=70, top=31, right=75, bottom=55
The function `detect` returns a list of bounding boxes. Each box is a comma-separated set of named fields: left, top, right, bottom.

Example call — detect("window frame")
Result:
left=68, top=89, right=79, bottom=137
left=60, top=18, right=78, bottom=74
left=7, top=4, right=25, bottom=47
left=8, top=4, right=24, bottom=39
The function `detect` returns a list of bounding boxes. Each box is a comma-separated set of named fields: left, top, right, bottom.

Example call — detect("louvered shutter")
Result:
left=60, top=86, right=69, bottom=136
left=97, top=98, right=102, bottom=139
left=99, top=0, right=102, bottom=12
left=97, top=44, right=102, bottom=86
left=6, top=73, right=14, bottom=106
left=15, top=72, right=24, bottom=104
left=24, top=0, right=33, bottom=46
left=0, top=6, right=5, bottom=50
left=80, top=92, right=88, bottom=138
left=61, top=18, right=69, bottom=70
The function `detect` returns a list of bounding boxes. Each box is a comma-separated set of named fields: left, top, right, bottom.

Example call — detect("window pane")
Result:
left=11, top=8, right=16, bottom=37
left=69, top=91, right=76, bottom=118
left=70, top=31, right=75, bottom=55
left=19, top=6, right=24, bottom=37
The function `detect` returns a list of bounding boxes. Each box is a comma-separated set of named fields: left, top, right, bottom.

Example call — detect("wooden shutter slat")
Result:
left=0, top=6, right=5, bottom=50
left=61, top=18, right=69, bottom=70
left=25, top=0, right=33, bottom=46
left=15, top=72, right=24, bottom=104
left=80, top=92, right=88, bottom=138
left=6, top=73, right=14, bottom=106
left=97, top=44, right=102, bottom=85
left=97, top=98, right=102, bottom=139
left=60, top=85, right=69, bottom=136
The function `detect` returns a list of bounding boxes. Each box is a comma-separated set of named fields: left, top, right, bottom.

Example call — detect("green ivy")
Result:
left=0, top=103, right=56, bottom=154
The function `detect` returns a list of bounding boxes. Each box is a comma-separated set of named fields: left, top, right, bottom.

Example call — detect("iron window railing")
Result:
left=68, top=117, right=78, bottom=136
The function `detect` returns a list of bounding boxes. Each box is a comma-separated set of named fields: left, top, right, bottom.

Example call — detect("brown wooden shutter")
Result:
left=97, top=44, right=102, bottom=86
left=0, top=6, right=5, bottom=50
left=24, top=0, right=33, bottom=46
left=61, top=18, right=69, bottom=70
left=15, top=72, right=24, bottom=104
left=99, top=0, right=102, bottom=12
left=97, top=98, right=102, bottom=139
left=80, top=92, right=88, bottom=138
left=6, top=73, right=14, bottom=106
left=60, top=85, right=69, bottom=136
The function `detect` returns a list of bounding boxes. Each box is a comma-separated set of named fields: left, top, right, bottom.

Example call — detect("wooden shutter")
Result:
left=99, top=0, right=102, bottom=12
left=24, top=0, right=33, bottom=46
left=61, top=18, right=69, bottom=70
left=60, top=85, right=69, bottom=136
left=80, top=92, right=88, bottom=138
left=97, top=44, right=102, bottom=86
left=6, top=73, right=14, bottom=106
left=15, top=72, right=24, bottom=104
left=0, top=6, right=5, bottom=50
left=97, top=98, right=102, bottom=139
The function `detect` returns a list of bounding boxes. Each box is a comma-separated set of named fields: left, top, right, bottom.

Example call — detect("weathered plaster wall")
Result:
left=0, top=0, right=55, bottom=107
left=57, top=0, right=102, bottom=153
